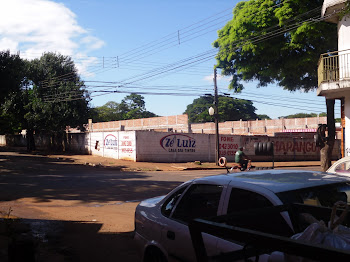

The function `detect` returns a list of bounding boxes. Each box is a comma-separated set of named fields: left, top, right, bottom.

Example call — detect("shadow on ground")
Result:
left=0, top=218, right=139, bottom=262
left=0, top=148, right=181, bottom=203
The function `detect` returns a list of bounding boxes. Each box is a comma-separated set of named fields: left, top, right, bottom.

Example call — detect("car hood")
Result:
left=138, top=195, right=165, bottom=208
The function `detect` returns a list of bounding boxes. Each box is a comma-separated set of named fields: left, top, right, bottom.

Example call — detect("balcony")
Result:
left=317, top=50, right=350, bottom=97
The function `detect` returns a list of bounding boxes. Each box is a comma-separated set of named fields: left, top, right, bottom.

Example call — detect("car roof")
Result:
left=194, top=170, right=350, bottom=193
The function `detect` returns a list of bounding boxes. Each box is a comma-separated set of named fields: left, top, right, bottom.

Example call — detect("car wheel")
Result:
left=144, top=247, right=167, bottom=262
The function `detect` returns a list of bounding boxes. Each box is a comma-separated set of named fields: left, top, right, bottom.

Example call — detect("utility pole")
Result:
left=214, top=68, right=220, bottom=165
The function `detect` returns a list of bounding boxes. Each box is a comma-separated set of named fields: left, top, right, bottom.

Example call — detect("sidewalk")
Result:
left=44, top=153, right=324, bottom=171
left=0, top=146, right=324, bottom=172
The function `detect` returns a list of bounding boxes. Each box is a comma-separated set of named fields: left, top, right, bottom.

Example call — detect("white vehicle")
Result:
left=134, top=170, right=350, bottom=262
left=327, top=156, right=350, bottom=176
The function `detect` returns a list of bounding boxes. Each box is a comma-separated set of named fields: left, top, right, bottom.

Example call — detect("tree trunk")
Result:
left=320, top=99, right=335, bottom=171
left=26, top=129, right=36, bottom=152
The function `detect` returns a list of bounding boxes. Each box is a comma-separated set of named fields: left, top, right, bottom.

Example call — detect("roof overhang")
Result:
left=317, top=79, right=350, bottom=99
left=322, top=0, right=347, bottom=23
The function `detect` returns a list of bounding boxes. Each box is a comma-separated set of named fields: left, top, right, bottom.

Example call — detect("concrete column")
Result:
left=345, top=94, right=350, bottom=156
left=338, top=15, right=350, bottom=79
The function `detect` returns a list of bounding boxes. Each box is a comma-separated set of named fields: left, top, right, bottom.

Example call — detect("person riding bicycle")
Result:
left=235, top=147, right=251, bottom=171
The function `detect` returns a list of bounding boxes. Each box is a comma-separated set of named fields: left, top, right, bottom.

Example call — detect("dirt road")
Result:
left=0, top=148, right=227, bottom=261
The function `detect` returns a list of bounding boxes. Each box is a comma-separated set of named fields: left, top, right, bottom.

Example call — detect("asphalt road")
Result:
left=0, top=149, right=322, bottom=261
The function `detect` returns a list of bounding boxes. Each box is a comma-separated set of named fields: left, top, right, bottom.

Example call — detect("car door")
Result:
left=216, top=185, right=293, bottom=261
left=160, top=183, right=226, bottom=262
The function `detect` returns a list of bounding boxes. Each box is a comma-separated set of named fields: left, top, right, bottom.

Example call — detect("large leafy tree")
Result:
left=214, top=0, right=338, bottom=170
left=0, top=51, right=28, bottom=134
left=91, top=94, right=157, bottom=122
left=90, top=101, right=122, bottom=122
left=280, top=112, right=327, bottom=119
left=2, top=52, right=89, bottom=151
left=26, top=53, right=89, bottom=150
left=184, top=95, right=257, bottom=123
left=214, top=0, right=337, bottom=92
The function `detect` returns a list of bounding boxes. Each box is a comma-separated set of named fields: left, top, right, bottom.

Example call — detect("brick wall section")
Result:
left=88, top=115, right=327, bottom=135
left=190, top=117, right=327, bottom=135
left=89, top=115, right=189, bottom=133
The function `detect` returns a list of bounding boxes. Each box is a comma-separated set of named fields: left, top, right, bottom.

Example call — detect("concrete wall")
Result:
left=134, top=131, right=340, bottom=162
left=84, top=131, right=136, bottom=161
left=190, top=117, right=326, bottom=135
left=89, top=114, right=189, bottom=133
left=89, top=115, right=327, bottom=136
left=1, top=131, right=341, bottom=162
left=0, top=135, right=5, bottom=146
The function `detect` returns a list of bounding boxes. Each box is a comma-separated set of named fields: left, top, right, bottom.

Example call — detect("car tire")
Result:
left=144, top=247, right=167, bottom=262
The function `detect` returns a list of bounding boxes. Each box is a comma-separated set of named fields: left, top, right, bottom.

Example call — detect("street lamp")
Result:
left=209, top=106, right=220, bottom=166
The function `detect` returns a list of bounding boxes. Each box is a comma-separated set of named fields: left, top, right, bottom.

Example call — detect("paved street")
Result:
left=0, top=148, right=323, bottom=261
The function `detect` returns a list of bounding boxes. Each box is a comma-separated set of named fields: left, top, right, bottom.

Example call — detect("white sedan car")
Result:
left=134, top=170, right=350, bottom=262
left=327, top=156, right=350, bottom=176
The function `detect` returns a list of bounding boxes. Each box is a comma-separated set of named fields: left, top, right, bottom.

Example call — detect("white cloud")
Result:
left=203, top=74, right=230, bottom=82
left=0, top=0, right=105, bottom=76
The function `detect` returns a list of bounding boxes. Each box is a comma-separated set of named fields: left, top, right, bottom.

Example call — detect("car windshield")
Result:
left=333, top=160, right=350, bottom=174
left=277, top=182, right=350, bottom=208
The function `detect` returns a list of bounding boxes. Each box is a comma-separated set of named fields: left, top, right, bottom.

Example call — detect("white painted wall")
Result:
left=0, top=135, right=5, bottom=146
left=345, top=95, right=350, bottom=156
left=85, top=131, right=136, bottom=161
left=84, top=131, right=340, bottom=162
left=135, top=131, right=216, bottom=162
left=338, top=15, right=350, bottom=79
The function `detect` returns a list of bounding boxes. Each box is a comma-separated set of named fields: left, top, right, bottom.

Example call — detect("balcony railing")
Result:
left=318, top=49, right=350, bottom=86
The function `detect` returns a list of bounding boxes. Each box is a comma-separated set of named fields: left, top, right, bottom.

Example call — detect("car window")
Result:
left=227, top=188, right=293, bottom=237
left=161, top=186, right=187, bottom=217
left=278, top=183, right=350, bottom=208
left=171, top=184, right=223, bottom=223
left=227, top=188, right=273, bottom=214
left=335, top=161, right=350, bottom=173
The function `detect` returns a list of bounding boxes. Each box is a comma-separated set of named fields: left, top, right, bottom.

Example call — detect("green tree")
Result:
left=257, top=114, right=271, bottom=120
left=2, top=52, right=89, bottom=151
left=91, top=101, right=121, bottom=122
left=120, top=94, right=157, bottom=119
left=0, top=51, right=28, bottom=134
left=280, top=112, right=327, bottom=119
left=214, top=0, right=338, bottom=170
left=184, top=95, right=257, bottom=123
left=91, top=94, right=157, bottom=122
left=0, top=50, right=27, bottom=104
left=213, top=0, right=336, bottom=92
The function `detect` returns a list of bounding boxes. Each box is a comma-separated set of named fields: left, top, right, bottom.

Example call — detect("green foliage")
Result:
left=0, top=52, right=89, bottom=136
left=0, top=51, right=28, bottom=134
left=91, top=94, right=157, bottom=122
left=213, top=0, right=337, bottom=92
left=257, top=114, right=271, bottom=120
left=279, top=112, right=326, bottom=119
left=184, top=95, right=257, bottom=123
left=90, top=101, right=122, bottom=122
left=0, top=51, right=27, bottom=105
left=339, top=1, right=350, bottom=20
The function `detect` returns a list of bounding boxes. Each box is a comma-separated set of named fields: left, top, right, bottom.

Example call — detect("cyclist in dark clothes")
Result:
left=235, top=147, right=251, bottom=171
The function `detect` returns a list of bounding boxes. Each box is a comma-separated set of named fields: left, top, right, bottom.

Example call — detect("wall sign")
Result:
left=160, top=134, right=196, bottom=153
left=104, top=134, right=118, bottom=150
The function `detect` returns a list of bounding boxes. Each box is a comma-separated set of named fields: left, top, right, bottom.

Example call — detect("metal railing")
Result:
left=318, top=49, right=350, bottom=86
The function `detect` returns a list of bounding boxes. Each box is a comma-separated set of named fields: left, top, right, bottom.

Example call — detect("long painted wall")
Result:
left=83, top=131, right=341, bottom=162
left=1, top=130, right=341, bottom=162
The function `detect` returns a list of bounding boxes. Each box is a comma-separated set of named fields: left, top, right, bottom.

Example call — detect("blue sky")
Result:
left=1, top=0, right=340, bottom=119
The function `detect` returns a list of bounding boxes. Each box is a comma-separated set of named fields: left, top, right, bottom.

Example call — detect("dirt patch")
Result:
left=43, top=153, right=219, bottom=171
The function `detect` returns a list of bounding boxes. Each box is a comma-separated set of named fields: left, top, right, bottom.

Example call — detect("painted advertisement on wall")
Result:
left=103, top=132, right=119, bottom=159
left=160, top=133, right=197, bottom=153
left=136, top=132, right=211, bottom=162
left=86, top=131, right=340, bottom=162
left=85, top=131, right=136, bottom=161
left=218, top=135, right=241, bottom=162
left=119, top=132, right=136, bottom=160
